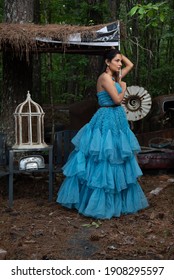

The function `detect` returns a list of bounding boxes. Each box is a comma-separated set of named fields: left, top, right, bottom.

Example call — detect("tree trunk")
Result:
left=32, top=0, right=41, bottom=103
left=4, top=0, right=34, bottom=23
left=1, top=0, right=40, bottom=145
left=109, top=0, right=120, bottom=20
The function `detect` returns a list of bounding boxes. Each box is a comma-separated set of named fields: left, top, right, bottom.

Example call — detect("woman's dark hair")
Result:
left=104, top=48, right=121, bottom=61
left=98, top=48, right=121, bottom=77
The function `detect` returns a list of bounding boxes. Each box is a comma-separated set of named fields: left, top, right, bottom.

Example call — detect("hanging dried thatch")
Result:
left=0, top=21, right=126, bottom=60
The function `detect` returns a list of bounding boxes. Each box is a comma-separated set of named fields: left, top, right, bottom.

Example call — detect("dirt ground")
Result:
left=0, top=170, right=174, bottom=260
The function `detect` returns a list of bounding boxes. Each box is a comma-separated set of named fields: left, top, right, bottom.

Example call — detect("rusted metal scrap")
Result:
left=137, top=147, right=174, bottom=170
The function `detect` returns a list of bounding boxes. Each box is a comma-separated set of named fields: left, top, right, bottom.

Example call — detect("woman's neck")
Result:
left=105, top=71, right=118, bottom=81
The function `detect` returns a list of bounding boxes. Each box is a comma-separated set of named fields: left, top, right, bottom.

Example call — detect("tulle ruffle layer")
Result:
left=57, top=106, right=149, bottom=219
left=58, top=179, right=148, bottom=219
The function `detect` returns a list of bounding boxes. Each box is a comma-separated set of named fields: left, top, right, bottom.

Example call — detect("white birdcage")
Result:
left=13, top=91, right=48, bottom=149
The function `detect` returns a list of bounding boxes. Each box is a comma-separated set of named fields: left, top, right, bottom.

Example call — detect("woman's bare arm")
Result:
left=99, top=73, right=126, bottom=105
left=120, top=55, right=134, bottom=79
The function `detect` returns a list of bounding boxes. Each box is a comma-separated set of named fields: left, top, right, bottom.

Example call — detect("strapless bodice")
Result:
left=97, top=82, right=122, bottom=106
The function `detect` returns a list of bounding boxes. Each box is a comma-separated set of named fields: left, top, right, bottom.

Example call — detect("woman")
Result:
left=56, top=49, right=149, bottom=219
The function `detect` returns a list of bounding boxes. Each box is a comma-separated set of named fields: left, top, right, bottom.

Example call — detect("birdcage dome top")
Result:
left=13, top=91, right=47, bottom=149
left=14, top=91, right=44, bottom=115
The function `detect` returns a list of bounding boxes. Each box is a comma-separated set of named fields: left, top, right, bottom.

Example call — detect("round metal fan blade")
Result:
left=122, top=85, right=152, bottom=121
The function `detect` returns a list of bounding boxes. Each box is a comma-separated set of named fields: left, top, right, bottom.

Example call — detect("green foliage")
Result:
left=79, top=0, right=109, bottom=24
left=126, top=0, right=174, bottom=96
left=0, top=0, right=4, bottom=22
left=40, top=0, right=80, bottom=24
left=41, top=53, right=94, bottom=104
left=128, top=1, right=170, bottom=28
left=1, top=0, right=174, bottom=109
left=139, top=67, right=172, bottom=98
left=39, top=0, right=110, bottom=105
left=148, top=65, right=174, bottom=96
left=40, top=0, right=110, bottom=24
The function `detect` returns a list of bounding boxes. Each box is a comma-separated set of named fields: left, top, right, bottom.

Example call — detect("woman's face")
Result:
left=109, top=54, right=122, bottom=73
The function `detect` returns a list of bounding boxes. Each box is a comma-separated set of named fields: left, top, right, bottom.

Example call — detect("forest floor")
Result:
left=0, top=170, right=174, bottom=260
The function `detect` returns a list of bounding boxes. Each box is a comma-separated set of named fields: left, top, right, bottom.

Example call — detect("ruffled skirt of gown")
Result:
left=56, top=106, right=149, bottom=219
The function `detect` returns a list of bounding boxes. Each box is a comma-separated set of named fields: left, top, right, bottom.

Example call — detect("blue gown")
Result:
left=56, top=82, right=149, bottom=219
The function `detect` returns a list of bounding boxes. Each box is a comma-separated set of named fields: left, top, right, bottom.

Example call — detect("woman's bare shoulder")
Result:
left=97, top=73, right=111, bottom=86
left=97, top=73, right=108, bottom=92
left=97, top=72, right=111, bottom=92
